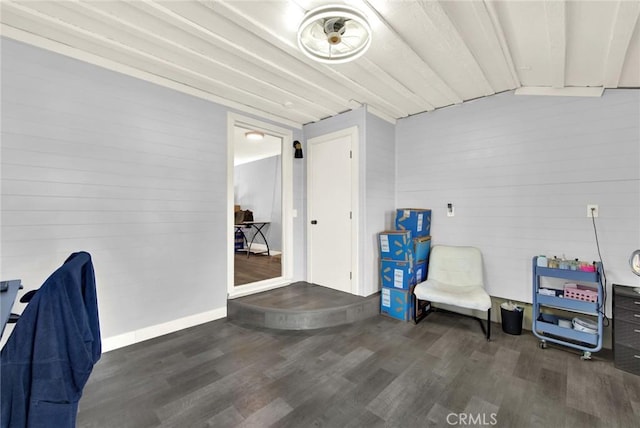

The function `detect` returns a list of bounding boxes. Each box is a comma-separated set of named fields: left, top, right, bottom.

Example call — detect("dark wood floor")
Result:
left=234, top=253, right=281, bottom=286
left=235, top=281, right=369, bottom=310
left=77, top=312, right=640, bottom=427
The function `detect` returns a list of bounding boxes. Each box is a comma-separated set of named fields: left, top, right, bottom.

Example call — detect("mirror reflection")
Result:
left=233, top=125, right=283, bottom=286
left=631, top=250, right=640, bottom=277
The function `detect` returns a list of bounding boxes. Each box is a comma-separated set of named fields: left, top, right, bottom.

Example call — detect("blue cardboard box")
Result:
left=378, top=230, right=412, bottom=261
left=414, top=259, right=427, bottom=283
left=381, top=258, right=415, bottom=289
left=413, top=236, right=431, bottom=261
left=380, top=287, right=414, bottom=321
left=395, top=209, right=431, bottom=238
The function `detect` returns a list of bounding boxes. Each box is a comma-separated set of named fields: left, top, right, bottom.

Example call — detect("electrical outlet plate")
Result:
left=587, top=204, right=598, bottom=218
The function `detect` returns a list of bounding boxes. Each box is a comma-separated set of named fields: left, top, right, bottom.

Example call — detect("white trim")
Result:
left=306, top=126, right=360, bottom=295
left=365, top=105, right=397, bottom=125
left=238, top=243, right=281, bottom=256
left=227, top=113, right=294, bottom=298
left=228, top=278, right=292, bottom=299
left=101, top=307, right=227, bottom=352
left=1, top=26, right=303, bottom=129
left=515, top=86, right=604, bottom=97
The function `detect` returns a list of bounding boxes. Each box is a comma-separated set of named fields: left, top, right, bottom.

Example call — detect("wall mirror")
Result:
left=233, top=125, right=283, bottom=286
left=631, top=250, right=640, bottom=276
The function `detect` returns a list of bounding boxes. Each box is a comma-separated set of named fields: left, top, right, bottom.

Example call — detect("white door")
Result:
left=307, top=128, right=357, bottom=294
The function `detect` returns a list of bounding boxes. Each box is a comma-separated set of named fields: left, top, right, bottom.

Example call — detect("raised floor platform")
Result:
left=227, top=282, right=380, bottom=330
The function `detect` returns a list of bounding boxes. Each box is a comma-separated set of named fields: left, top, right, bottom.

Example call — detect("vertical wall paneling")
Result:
left=1, top=37, right=274, bottom=349
left=395, top=90, right=640, bottom=312
left=364, top=109, right=396, bottom=296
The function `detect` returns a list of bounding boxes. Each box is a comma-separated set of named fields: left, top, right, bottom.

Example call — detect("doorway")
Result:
left=227, top=114, right=293, bottom=298
left=307, top=126, right=359, bottom=295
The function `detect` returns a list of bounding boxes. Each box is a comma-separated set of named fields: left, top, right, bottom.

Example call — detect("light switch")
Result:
left=447, top=203, right=455, bottom=217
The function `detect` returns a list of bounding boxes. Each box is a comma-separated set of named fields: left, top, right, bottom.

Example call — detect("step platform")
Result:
left=227, top=282, right=380, bottom=330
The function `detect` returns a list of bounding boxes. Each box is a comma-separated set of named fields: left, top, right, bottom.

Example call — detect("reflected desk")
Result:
left=234, top=221, right=271, bottom=258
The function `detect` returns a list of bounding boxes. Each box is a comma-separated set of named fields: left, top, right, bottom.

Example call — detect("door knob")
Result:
left=311, top=220, right=318, bottom=225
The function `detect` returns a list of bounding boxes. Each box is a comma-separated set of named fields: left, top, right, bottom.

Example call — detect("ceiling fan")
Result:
left=297, top=5, right=372, bottom=64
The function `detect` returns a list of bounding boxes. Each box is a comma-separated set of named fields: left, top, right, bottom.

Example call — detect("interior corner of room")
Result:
left=0, top=1, right=640, bottom=388
left=1, top=1, right=640, bottom=425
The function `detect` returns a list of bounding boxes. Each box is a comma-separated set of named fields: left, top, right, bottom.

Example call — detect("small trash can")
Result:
left=234, top=230, right=244, bottom=252
left=501, top=302, right=524, bottom=335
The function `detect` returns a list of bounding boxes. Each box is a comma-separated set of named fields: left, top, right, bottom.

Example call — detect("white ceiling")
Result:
left=233, top=126, right=282, bottom=166
left=1, top=1, right=638, bottom=127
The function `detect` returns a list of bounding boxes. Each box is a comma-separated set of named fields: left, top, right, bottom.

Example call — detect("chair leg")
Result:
left=473, top=308, right=491, bottom=341
left=413, top=295, right=433, bottom=325
left=414, top=297, right=427, bottom=324
left=486, top=308, right=491, bottom=341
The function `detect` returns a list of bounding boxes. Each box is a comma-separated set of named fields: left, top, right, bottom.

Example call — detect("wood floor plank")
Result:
left=204, top=405, right=244, bottom=428
left=236, top=397, right=292, bottom=428
left=234, top=253, right=281, bottom=286
left=270, top=374, right=354, bottom=428
left=76, top=309, right=640, bottom=428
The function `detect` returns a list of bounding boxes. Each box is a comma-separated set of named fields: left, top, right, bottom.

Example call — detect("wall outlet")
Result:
left=587, top=204, right=599, bottom=218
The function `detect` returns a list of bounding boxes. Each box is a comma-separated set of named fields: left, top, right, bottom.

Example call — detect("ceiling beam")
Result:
left=130, top=0, right=348, bottom=118
left=211, top=0, right=410, bottom=120
left=515, top=86, right=603, bottom=97
left=68, top=0, right=336, bottom=119
left=544, top=0, right=567, bottom=88
left=1, top=24, right=303, bottom=129
left=2, top=1, right=318, bottom=124
left=359, top=0, right=463, bottom=107
left=475, top=0, right=521, bottom=89
left=414, top=0, right=495, bottom=96
left=603, top=0, right=640, bottom=88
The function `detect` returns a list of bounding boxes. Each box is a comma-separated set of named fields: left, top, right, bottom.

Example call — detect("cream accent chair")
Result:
left=413, top=245, right=492, bottom=340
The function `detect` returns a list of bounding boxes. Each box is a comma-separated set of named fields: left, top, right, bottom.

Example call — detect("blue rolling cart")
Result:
left=532, top=256, right=604, bottom=360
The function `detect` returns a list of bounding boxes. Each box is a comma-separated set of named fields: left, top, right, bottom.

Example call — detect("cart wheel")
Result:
left=580, top=351, right=592, bottom=360
left=539, top=341, right=547, bottom=349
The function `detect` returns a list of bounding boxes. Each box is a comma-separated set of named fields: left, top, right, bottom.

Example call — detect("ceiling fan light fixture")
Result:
left=245, top=131, right=264, bottom=140
left=297, top=5, right=372, bottom=64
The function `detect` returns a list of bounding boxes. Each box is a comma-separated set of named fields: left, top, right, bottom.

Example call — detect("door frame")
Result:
left=306, top=126, right=359, bottom=295
left=227, top=113, right=294, bottom=299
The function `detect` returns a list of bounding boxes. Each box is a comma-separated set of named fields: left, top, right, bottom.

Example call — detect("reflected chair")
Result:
left=413, top=245, right=491, bottom=340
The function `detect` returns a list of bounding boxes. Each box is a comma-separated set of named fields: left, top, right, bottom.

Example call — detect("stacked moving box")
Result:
left=379, top=209, right=432, bottom=321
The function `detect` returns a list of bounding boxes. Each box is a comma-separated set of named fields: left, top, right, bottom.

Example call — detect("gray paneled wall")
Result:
left=364, top=110, right=396, bottom=296
left=1, top=38, right=229, bottom=342
left=234, top=155, right=282, bottom=251
left=396, top=90, right=640, bottom=311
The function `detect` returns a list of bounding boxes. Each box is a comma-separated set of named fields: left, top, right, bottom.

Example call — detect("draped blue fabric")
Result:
left=1, top=252, right=101, bottom=428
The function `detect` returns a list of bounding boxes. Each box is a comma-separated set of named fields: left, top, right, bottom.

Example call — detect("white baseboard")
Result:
left=101, top=306, right=227, bottom=352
